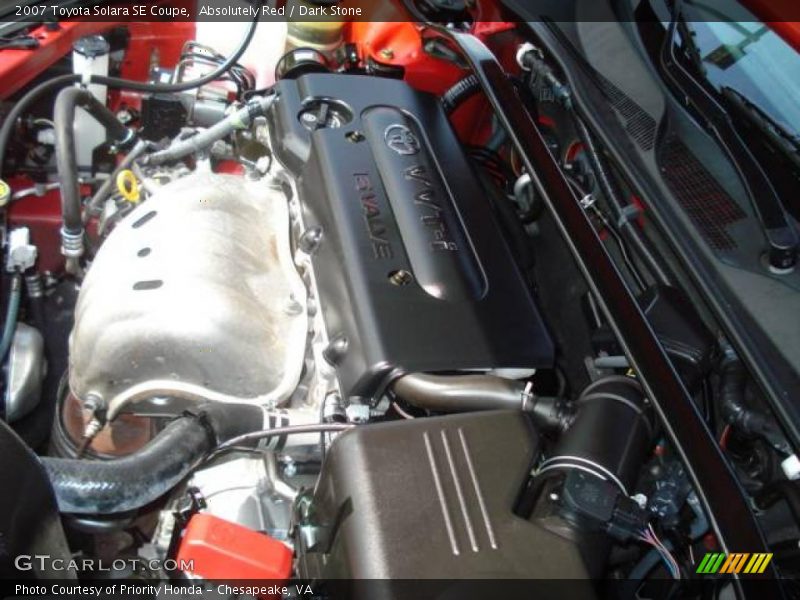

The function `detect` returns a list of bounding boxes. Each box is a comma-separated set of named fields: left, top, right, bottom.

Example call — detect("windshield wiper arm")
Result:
left=721, top=86, right=800, bottom=170
left=660, top=0, right=799, bottom=273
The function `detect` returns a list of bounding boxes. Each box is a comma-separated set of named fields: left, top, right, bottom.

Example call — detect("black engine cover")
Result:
left=269, top=74, right=553, bottom=399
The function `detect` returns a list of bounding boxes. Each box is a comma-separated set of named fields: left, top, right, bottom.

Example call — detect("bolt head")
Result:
left=299, top=227, right=323, bottom=254
left=388, top=269, right=413, bottom=286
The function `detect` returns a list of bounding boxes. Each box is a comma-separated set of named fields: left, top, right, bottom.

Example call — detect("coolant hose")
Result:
left=40, top=403, right=263, bottom=514
left=392, top=373, right=573, bottom=432
left=54, top=87, right=134, bottom=258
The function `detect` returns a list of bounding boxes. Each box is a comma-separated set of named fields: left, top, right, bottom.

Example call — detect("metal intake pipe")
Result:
left=391, top=373, right=573, bottom=432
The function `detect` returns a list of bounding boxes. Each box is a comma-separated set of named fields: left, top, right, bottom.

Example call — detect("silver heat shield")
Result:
left=69, top=172, right=307, bottom=419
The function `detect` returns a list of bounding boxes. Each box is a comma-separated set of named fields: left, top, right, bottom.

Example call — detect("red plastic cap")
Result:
left=176, top=513, right=293, bottom=581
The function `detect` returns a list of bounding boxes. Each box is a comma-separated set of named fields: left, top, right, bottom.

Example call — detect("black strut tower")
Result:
left=432, top=29, right=781, bottom=595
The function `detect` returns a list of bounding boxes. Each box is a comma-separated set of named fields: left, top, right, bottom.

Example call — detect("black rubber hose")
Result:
left=91, top=12, right=258, bottom=94
left=392, top=373, right=573, bottom=432
left=571, top=115, right=673, bottom=288
left=719, top=353, right=747, bottom=422
left=54, top=87, right=133, bottom=238
left=441, top=74, right=480, bottom=115
left=0, top=273, right=22, bottom=363
left=0, top=13, right=259, bottom=175
left=40, top=403, right=263, bottom=514
left=23, top=273, right=46, bottom=334
left=719, top=351, right=781, bottom=440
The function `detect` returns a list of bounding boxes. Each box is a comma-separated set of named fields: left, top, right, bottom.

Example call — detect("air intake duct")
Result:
left=520, top=376, right=655, bottom=576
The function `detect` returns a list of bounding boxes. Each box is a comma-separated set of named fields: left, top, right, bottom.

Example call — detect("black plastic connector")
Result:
left=559, top=471, right=649, bottom=542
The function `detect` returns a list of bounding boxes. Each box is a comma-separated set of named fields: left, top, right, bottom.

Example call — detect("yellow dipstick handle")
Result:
left=116, top=169, right=140, bottom=203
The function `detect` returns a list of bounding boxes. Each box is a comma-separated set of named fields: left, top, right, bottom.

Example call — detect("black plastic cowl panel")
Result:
left=269, top=74, right=554, bottom=400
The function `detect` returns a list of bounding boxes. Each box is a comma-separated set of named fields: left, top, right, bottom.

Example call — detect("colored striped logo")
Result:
left=696, top=552, right=773, bottom=574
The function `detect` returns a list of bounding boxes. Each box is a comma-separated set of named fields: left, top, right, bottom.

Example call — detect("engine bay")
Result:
left=1, top=2, right=798, bottom=596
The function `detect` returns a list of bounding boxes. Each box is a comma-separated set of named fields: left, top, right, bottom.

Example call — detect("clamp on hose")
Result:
left=60, top=227, right=84, bottom=258
left=521, top=381, right=535, bottom=411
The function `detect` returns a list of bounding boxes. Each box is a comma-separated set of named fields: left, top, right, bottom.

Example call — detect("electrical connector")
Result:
left=5, top=228, right=37, bottom=273
left=557, top=470, right=649, bottom=542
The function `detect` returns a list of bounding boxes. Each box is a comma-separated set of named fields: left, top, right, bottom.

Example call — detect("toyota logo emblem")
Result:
left=384, top=124, right=421, bottom=156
